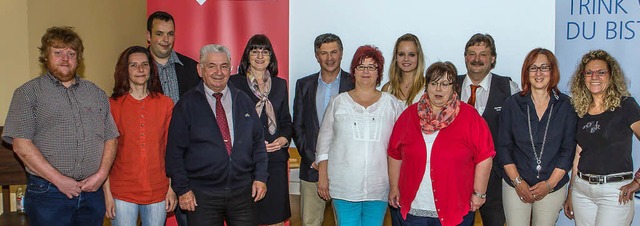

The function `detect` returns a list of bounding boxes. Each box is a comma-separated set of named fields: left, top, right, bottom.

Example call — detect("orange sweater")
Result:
left=109, top=94, right=173, bottom=204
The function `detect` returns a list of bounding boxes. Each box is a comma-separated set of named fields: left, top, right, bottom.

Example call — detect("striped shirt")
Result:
left=156, top=51, right=183, bottom=103
left=2, top=73, right=119, bottom=180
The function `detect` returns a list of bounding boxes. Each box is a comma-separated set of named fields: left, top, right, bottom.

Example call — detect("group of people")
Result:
left=2, top=10, right=640, bottom=226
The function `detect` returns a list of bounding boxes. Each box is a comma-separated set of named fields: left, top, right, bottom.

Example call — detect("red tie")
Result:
left=468, top=85, right=480, bottom=108
left=213, top=93, right=232, bottom=155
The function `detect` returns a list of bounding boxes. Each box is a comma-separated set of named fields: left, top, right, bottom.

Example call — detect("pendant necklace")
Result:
left=527, top=103, right=553, bottom=179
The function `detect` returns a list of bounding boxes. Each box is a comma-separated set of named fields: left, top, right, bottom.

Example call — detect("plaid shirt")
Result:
left=156, top=51, right=184, bottom=103
left=2, top=73, right=119, bottom=180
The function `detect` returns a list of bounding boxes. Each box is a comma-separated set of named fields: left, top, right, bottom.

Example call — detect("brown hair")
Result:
left=111, top=46, right=162, bottom=99
left=520, top=48, right=560, bottom=96
left=38, top=26, right=84, bottom=66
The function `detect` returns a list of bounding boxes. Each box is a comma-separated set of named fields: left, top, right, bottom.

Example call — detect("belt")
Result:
left=578, top=172, right=633, bottom=184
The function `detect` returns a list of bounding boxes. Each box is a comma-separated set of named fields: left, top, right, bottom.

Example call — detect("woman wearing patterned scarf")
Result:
left=387, top=61, right=495, bottom=226
left=230, top=34, right=292, bottom=226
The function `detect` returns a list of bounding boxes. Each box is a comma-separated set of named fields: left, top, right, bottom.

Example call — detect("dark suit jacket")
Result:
left=292, top=70, right=354, bottom=182
left=175, top=52, right=201, bottom=97
left=229, top=74, right=293, bottom=162
left=165, top=82, right=268, bottom=196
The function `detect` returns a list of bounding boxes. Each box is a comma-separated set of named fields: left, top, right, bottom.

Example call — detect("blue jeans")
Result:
left=332, top=199, right=387, bottom=226
left=111, top=198, right=166, bottom=226
left=25, top=174, right=105, bottom=226
left=403, top=211, right=475, bottom=226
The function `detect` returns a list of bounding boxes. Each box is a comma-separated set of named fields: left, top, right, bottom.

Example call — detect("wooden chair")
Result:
left=0, top=126, right=28, bottom=225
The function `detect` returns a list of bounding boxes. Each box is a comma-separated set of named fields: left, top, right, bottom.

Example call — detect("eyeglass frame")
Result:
left=583, top=69, right=609, bottom=78
left=355, top=65, right=378, bottom=72
left=427, top=81, right=454, bottom=88
left=528, top=64, right=552, bottom=72
left=249, top=49, right=272, bottom=56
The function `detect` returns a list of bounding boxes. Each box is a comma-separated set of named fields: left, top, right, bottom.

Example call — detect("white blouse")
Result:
left=316, top=92, right=405, bottom=202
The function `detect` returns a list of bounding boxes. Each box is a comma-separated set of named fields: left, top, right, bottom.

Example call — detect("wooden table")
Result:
left=0, top=127, right=28, bottom=225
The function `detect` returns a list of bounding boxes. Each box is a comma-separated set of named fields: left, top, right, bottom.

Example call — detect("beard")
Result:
left=48, top=63, right=77, bottom=82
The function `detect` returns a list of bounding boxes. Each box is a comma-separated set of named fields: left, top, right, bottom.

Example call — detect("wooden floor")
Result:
left=288, top=194, right=483, bottom=226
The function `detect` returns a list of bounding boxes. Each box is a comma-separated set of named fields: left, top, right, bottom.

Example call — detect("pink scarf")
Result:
left=417, top=92, right=460, bottom=135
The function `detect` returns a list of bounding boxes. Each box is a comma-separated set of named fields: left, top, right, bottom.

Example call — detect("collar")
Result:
left=203, top=82, right=230, bottom=98
left=318, top=70, right=342, bottom=85
left=462, top=72, right=492, bottom=90
left=156, top=50, right=184, bottom=67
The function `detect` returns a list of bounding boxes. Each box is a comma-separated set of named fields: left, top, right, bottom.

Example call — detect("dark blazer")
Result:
left=165, top=82, right=268, bottom=196
left=292, top=70, right=354, bottom=182
left=229, top=74, right=293, bottom=162
left=175, top=52, right=201, bottom=97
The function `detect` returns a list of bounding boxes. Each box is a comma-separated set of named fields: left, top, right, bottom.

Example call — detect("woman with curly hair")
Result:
left=564, top=50, right=640, bottom=226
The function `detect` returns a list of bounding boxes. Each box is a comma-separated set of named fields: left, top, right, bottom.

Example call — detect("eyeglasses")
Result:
left=249, top=49, right=272, bottom=56
left=428, top=81, right=453, bottom=88
left=583, top=70, right=609, bottom=78
left=355, top=65, right=378, bottom=72
left=528, top=65, right=552, bottom=72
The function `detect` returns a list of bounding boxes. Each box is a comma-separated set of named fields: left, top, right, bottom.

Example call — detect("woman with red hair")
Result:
left=316, top=45, right=405, bottom=226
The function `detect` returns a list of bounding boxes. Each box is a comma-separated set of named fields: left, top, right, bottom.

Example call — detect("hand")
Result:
left=252, top=181, right=267, bottom=202
left=54, top=176, right=84, bottom=198
left=514, top=181, right=535, bottom=203
left=618, top=180, right=640, bottom=205
left=311, top=162, right=318, bottom=170
left=80, top=172, right=108, bottom=192
left=529, top=181, right=551, bottom=202
left=563, top=191, right=574, bottom=220
left=165, top=187, right=178, bottom=212
left=179, top=190, right=197, bottom=212
left=317, top=173, right=331, bottom=201
left=265, top=137, right=287, bottom=152
left=388, top=187, right=401, bottom=208
left=104, top=193, right=116, bottom=219
left=470, top=194, right=486, bottom=212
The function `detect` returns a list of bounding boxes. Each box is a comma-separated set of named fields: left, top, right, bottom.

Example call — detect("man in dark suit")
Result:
left=165, top=44, right=268, bottom=225
left=457, top=33, right=520, bottom=226
left=293, top=33, right=354, bottom=226
left=147, top=11, right=200, bottom=104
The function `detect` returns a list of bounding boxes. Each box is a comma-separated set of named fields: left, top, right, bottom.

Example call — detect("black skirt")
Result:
left=255, top=160, right=291, bottom=224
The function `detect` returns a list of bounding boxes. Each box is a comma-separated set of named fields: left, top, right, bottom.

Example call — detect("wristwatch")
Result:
left=512, top=176, right=523, bottom=186
left=473, top=191, right=486, bottom=199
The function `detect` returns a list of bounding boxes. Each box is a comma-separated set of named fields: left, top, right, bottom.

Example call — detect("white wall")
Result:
left=289, top=0, right=556, bottom=90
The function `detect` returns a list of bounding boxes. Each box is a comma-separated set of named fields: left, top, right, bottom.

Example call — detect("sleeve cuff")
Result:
left=316, top=154, right=328, bottom=164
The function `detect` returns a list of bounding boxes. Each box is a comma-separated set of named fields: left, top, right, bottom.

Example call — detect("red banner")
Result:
left=147, top=0, right=290, bottom=81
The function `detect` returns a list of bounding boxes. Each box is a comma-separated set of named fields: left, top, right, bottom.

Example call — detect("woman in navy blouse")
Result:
left=496, top=48, right=576, bottom=226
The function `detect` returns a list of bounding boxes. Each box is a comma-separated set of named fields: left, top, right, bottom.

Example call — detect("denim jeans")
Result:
left=111, top=198, right=166, bottom=226
left=332, top=199, right=387, bottom=226
left=403, top=211, right=475, bottom=226
left=25, top=174, right=105, bottom=226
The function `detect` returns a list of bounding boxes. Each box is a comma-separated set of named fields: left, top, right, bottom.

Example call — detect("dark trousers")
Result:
left=174, top=206, right=188, bottom=226
left=478, top=168, right=506, bottom=226
left=187, top=185, right=256, bottom=226
left=404, top=211, right=475, bottom=226
left=25, top=174, right=105, bottom=226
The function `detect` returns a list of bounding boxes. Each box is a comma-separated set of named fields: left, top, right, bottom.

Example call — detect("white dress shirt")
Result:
left=459, top=73, right=520, bottom=115
left=316, top=92, right=405, bottom=202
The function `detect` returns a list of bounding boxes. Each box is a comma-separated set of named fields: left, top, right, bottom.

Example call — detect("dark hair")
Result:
left=38, top=26, right=84, bottom=66
left=349, top=45, right=384, bottom=86
left=464, top=33, right=497, bottom=69
left=314, top=33, right=343, bottom=54
left=238, top=34, right=279, bottom=77
left=147, top=11, right=174, bottom=32
left=111, top=46, right=162, bottom=99
left=520, top=48, right=560, bottom=96
left=425, top=61, right=459, bottom=93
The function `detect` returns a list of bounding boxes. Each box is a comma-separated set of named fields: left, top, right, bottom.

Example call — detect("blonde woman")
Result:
left=382, top=33, right=426, bottom=106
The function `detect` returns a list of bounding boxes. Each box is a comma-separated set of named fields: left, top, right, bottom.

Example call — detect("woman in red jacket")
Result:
left=388, top=61, right=495, bottom=226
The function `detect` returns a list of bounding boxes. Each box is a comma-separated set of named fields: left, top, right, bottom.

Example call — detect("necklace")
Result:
left=526, top=103, right=553, bottom=179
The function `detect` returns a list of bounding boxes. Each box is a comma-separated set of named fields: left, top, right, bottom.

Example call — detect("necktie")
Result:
left=468, top=85, right=480, bottom=108
left=213, top=93, right=232, bottom=155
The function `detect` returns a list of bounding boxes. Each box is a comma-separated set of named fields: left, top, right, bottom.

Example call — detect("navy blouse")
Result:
left=496, top=91, right=577, bottom=190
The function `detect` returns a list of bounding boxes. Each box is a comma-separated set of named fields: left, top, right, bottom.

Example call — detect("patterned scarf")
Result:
left=247, top=70, right=277, bottom=135
left=417, top=92, right=460, bottom=135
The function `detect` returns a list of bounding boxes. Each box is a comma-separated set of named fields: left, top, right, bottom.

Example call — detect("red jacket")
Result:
left=388, top=102, right=495, bottom=226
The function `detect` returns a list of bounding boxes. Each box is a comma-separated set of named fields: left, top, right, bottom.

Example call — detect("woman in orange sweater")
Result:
left=104, top=46, right=177, bottom=226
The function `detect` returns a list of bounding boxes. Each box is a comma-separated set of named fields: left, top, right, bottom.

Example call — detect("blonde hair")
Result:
left=569, top=50, right=629, bottom=117
left=388, top=33, right=426, bottom=105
